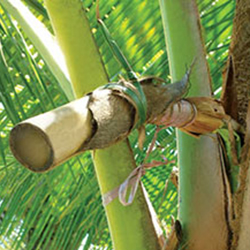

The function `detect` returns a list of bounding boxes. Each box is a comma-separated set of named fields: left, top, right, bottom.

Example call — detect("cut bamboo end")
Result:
left=10, top=97, right=93, bottom=172
left=10, top=123, right=54, bottom=172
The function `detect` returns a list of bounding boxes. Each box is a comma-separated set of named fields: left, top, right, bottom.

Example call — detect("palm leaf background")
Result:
left=0, top=0, right=235, bottom=249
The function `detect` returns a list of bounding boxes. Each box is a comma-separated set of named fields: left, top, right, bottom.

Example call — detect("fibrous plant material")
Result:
left=235, top=102, right=250, bottom=250
left=222, top=0, right=250, bottom=128
left=152, top=97, right=237, bottom=135
left=163, top=220, right=182, bottom=250
left=221, top=0, right=250, bottom=248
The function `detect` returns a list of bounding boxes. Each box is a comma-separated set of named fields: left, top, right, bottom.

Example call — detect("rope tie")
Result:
left=103, top=157, right=174, bottom=206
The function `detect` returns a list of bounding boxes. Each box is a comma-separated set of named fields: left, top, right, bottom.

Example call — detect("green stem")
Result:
left=44, top=0, right=108, bottom=98
left=0, top=0, right=74, bottom=101
left=159, top=0, right=230, bottom=249
left=45, top=0, right=161, bottom=249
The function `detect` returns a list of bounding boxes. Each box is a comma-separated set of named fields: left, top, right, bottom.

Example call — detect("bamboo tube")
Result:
left=10, top=97, right=92, bottom=172
left=10, top=88, right=233, bottom=173
left=9, top=87, right=136, bottom=172
left=9, top=76, right=191, bottom=173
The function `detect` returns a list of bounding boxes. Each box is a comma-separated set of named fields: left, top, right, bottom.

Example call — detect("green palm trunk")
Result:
left=159, top=0, right=230, bottom=249
left=44, top=0, right=161, bottom=249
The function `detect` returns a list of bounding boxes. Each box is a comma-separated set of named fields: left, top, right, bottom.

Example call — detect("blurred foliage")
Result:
left=0, top=0, right=235, bottom=249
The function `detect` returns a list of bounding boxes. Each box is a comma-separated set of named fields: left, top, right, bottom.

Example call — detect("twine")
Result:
left=102, top=158, right=174, bottom=206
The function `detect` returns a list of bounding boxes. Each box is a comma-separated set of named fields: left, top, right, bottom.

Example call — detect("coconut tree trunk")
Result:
left=159, top=0, right=231, bottom=249
left=44, top=0, right=161, bottom=249
left=221, top=0, right=250, bottom=249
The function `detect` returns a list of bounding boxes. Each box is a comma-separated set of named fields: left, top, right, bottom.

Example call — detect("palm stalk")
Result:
left=159, top=0, right=231, bottom=249
left=44, top=0, right=161, bottom=249
left=0, top=0, right=74, bottom=101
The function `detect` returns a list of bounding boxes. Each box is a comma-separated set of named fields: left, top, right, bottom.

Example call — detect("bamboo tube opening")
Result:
left=10, top=123, right=53, bottom=172
left=9, top=97, right=93, bottom=172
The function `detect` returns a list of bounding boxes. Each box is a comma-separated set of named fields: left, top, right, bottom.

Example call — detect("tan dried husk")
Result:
left=170, top=168, right=178, bottom=188
left=163, top=220, right=182, bottom=250
left=180, top=97, right=227, bottom=135
left=231, top=101, right=250, bottom=249
left=152, top=97, right=229, bottom=136
left=221, top=0, right=250, bottom=248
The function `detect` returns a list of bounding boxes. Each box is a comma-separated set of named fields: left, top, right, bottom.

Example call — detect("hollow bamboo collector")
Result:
left=10, top=97, right=92, bottom=172
left=10, top=80, right=233, bottom=173
left=10, top=77, right=189, bottom=173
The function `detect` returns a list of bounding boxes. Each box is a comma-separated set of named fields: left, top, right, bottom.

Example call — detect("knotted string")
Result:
left=102, top=158, right=173, bottom=206
left=103, top=126, right=175, bottom=206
